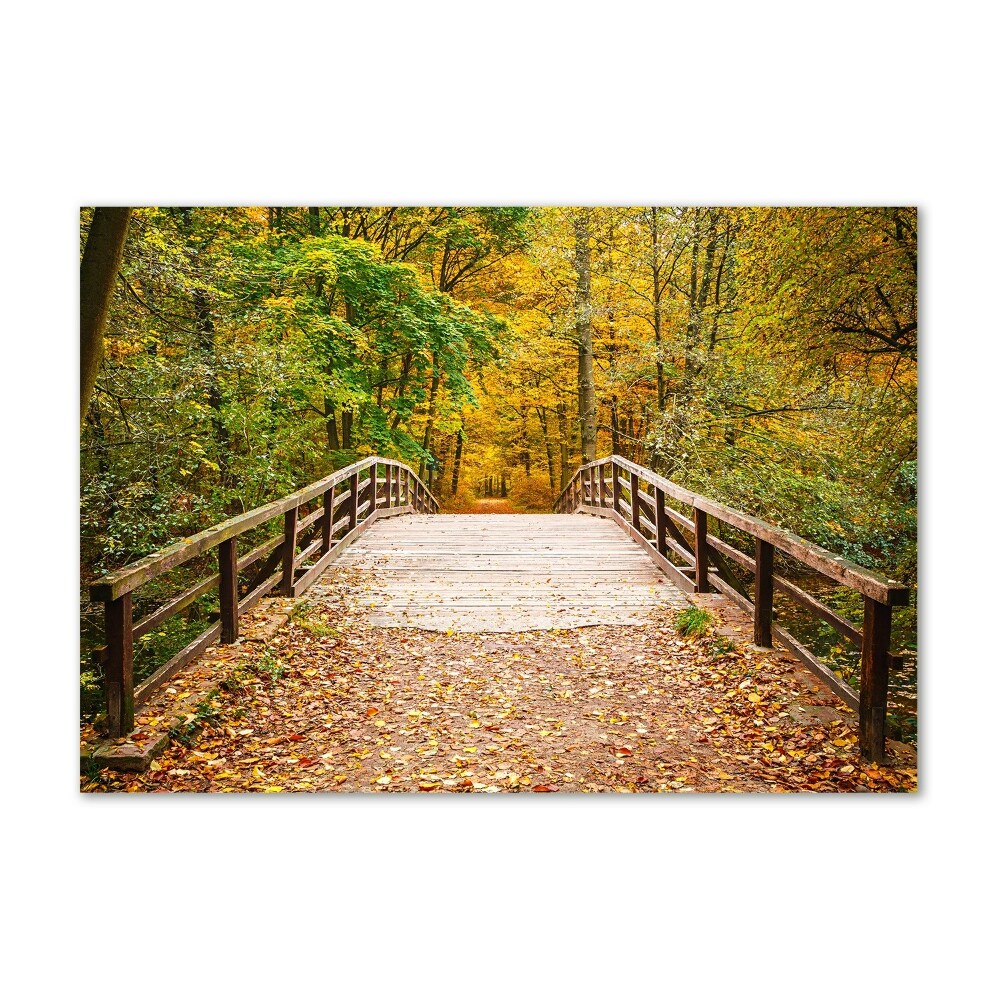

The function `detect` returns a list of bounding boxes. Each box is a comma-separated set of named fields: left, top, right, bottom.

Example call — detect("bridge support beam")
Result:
left=860, top=597, right=892, bottom=763
left=753, top=539, right=774, bottom=647
left=104, top=594, right=134, bottom=737
left=281, top=507, right=299, bottom=596
left=321, top=487, right=335, bottom=554
left=219, top=538, right=238, bottom=643
left=349, top=472, right=359, bottom=529
left=693, top=508, right=709, bottom=593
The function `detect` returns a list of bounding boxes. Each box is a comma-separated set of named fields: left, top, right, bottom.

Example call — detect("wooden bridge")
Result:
left=89, top=456, right=909, bottom=763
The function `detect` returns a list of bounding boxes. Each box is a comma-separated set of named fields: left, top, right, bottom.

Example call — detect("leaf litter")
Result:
left=81, top=596, right=916, bottom=794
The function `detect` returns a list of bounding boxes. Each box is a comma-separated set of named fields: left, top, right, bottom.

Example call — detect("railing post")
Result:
left=370, top=462, right=379, bottom=517
left=281, top=506, right=299, bottom=596
left=612, top=462, right=622, bottom=515
left=321, top=487, right=335, bottom=554
left=860, top=597, right=892, bottom=763
left=654, top=487, right=667, bottom=556
left=349, top=472, right=359, bottom=530
left=629, top=471, right=641, bottom=531
left=392, top=465, right=399, bottom=507
left=219, top=538, right=239, bottom=644
left=693, top=508, right=709, bottom=593
left=599, top=463, right=608, bottom=507
left=753, top=539, right=774, bottom=646
left=104, top=593, right=134, bottom=737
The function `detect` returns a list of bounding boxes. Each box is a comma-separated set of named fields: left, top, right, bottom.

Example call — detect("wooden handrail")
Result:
left=90, top=457, right=439, bottom=736
left=556, top=455, right=910, bottom=763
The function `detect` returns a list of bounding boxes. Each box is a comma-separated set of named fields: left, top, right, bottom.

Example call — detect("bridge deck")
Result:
left=314, top=513, right=689, bottom=631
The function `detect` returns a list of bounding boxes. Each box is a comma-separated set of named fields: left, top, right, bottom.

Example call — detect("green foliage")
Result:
left=674, top=606, right=715, bottom=639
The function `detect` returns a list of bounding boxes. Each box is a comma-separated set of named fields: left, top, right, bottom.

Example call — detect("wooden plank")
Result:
left=105, top=594, right=134, bottom=737
left=90, top=457, right=434, bottom=601
left=588, top=506, right=695, bottom=593
left=859, top=597, right=892, bottom=762
left=89, top=457, right=376, bottom=600
left=281, top=507, right=299, bottom=596
left=707, top=575, right=860, bottom=711
left=218, top=538, right=238, bottom=644
left=238, top=568, right=284, bottom=615
left=133, top=622, right=222, bottom=709
left=244, top=535, right=286, bottom=593
left=707, top=531, right=754, bottom=572
left=773, top=621, right=861, bottom=711
left=754, top=539, right=774, bottom=647
left=296, top=505, right=326, bottom=533
left=335, top=508, right=690, bottom=631
left=773, top=574, right=863, bottom=647
left=607, top=455, right=908, bottom=605
left=654, top=488, right=667, bottom=557
left=133, top=572, right=219, bottom=641
left=292, top=503, right=420, bottom=597
left=237, top=532, right=284, bottom=573
left=294, top=536, right=323, bottom=569
left=349, top=472, right=359, bottom=530
left=321, top=486, right=335, bottom=553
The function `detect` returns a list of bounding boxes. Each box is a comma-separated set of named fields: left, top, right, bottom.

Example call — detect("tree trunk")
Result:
left=556, top=402, right=570, bottom=488
left=536, top=406, right=556, bottom=491
left=451, top=426, right=464, bottom=496
left=418, top=355, right=440, bottom=480
left=651, top=206, right=666, bottom=412
left=193, top=286, right=231, bottom=487
left=80, top=207, right=131, bottom=426
left=573, top=210, right=597, bottom=463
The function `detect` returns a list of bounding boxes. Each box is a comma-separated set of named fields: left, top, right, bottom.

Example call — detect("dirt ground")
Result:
left=81, top=595, right=916, bottom=794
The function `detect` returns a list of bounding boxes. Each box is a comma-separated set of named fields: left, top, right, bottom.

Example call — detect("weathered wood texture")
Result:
left=90, top=457, right=437, bottom=735
left=322, top=514, right=689, bottom=632
left=557, top=455, right=909, bottom=762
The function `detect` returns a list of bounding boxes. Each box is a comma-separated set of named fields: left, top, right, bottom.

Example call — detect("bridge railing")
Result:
left=90, top=457, right=438, bottom=736
left=556, top=455, right=909, bottom=763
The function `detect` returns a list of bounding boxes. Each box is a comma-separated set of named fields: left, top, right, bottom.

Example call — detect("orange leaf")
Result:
left=367, top=707, right=379, bottom=718
left=532, top=783, right=559, bottom=792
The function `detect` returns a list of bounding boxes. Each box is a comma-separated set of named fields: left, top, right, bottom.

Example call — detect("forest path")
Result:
left=314, top=513, right=689, bottom=631
left=85, top=513, right=916, bottom=793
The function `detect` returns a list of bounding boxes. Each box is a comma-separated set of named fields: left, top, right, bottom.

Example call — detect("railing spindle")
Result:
left=753, top=539, right=774, bottom=646
left=104, top=594, right=134, bottom=737
left=281, top=507, right=299, bottom=595
left=860, top=598, right=892, bottom=763
left=612, top=460, right=622, bottom=514
left=349, top=472, right=359, bottom=530
left=629, top=471, right=641, bottom=531
left=321, top=487, right=335, bottom=553
left=654, top=487, right=667, bottom=556
left=219, top=538, right=239, bottom=644
left=693, top=507, right=709, bottom=593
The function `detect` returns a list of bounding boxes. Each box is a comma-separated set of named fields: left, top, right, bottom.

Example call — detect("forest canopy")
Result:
left=80, top=206, right=916, bottom=588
